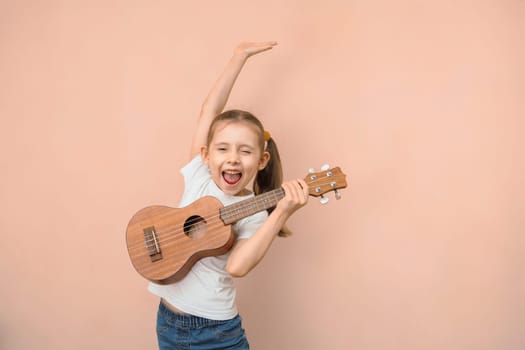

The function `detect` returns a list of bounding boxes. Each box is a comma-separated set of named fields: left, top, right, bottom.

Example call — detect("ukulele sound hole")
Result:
left=183, top=215, right=207, bottom=239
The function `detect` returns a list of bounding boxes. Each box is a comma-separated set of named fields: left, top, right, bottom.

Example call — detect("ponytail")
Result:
left=253, top=137, right=281, bottom=196
left=253, top=136, right=292, bottom=237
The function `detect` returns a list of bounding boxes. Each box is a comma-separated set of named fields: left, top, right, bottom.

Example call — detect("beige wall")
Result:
left=1, top=1, right=523, bottom=349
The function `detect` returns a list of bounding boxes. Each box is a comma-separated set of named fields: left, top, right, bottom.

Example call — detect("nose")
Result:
left=227, top=150, right=240, bottom=164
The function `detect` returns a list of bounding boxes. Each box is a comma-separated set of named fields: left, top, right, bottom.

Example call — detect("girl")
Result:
left=148, top=41, right=309, bottom=350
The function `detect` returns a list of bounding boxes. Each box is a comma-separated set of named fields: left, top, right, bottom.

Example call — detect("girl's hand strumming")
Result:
left=234, top=41, right=278, bottom=59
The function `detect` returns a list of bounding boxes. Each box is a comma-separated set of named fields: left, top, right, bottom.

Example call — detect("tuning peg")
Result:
left=308, top=167, right=316, bottom=174
left=334, top=189, right=341, bottom=200
left=320, top=195, right=329, bottom=205
left=321, top=164, right=330, bottom=171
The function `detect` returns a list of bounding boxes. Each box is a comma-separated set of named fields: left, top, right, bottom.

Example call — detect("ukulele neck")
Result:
left=220, top=188, right=285, bottom=224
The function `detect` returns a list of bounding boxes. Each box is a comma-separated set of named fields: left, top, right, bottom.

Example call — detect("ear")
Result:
left=200, top=146, right=209, bottom=164
left=258, top=151, right=270, bottom=170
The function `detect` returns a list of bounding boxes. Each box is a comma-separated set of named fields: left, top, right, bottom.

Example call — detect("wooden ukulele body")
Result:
left=126, top=196, right=234, bottom=284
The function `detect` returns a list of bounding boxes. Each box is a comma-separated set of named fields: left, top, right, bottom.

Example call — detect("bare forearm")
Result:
left=190, top=53, right=248, bottom=157
left=226, top=179, right=309, bottom=277
left=226, top=207, right=290, bottom=277
left=200, top=53, right=248, bottom=118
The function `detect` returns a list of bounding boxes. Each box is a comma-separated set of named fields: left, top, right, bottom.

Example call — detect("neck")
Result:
left=220, top=188, right=285, bottom=224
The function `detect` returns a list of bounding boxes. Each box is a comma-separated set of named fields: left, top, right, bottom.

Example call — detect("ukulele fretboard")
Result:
left=220, top=188, right=285, bottom=224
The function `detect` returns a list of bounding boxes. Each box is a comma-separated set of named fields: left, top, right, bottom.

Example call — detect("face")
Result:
left=202, top=121, right=270, bottom=196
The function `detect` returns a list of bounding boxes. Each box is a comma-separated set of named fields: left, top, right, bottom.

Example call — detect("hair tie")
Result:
left=264, top=131, right=271, bottom=142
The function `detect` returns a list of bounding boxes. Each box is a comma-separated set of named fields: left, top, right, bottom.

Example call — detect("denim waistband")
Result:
left=158, top=300, right=235, bottom=328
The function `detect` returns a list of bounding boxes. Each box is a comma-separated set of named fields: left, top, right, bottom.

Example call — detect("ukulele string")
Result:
left=127, top=176, right=339, bottom=254
left=127, top=205, right=261, bottom=257
left=126, top=188, right=287, bottom=254
left=127, top=202, right=264, bottom=254
left=127, top=176, right=340, bottom=254
left=126, top=191, right=281, bottom=255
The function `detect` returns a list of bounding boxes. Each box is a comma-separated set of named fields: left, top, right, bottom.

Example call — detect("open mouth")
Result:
left=222, top=171, right=242, bottom=185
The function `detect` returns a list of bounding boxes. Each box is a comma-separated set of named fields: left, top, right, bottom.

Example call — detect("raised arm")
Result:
left=189, top=41, right=277, bottom=158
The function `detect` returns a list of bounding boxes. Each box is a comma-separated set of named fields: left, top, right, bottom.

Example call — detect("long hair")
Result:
left=206, top=109, right=290, bottom=237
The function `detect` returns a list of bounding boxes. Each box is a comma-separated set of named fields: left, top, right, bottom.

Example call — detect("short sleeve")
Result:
left=180, top=155, right=209, bottom=182
left=178, top=155, right=211, bottom=208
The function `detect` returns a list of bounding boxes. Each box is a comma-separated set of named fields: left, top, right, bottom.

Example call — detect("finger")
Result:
left=288, top=180, right=305, bottom=203
left=252, top=41, right=278, bottom=47
left=245, top=41, right=278, bottom=54
left=283, top=181, right=297, bottom=199
left=298, top=179, right=309, bottom=197
left=296, top=180, right=309, bottom=204
left=252, top=44, right=276, bottom=54
left=281, top=182, right=297, bottom=202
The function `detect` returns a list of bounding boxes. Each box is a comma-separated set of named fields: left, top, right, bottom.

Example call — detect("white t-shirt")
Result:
left=148, top=155, right=268, bottom=320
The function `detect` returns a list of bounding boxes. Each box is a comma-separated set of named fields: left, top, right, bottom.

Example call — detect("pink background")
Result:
left=1, top=1, right=523, bottom=349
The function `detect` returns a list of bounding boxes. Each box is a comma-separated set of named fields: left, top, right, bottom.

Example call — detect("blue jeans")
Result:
left=156, top=301, right=250, bottom=350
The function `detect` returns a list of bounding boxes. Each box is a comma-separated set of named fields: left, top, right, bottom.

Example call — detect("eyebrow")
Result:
left=213, top=142, right=256, bottom=150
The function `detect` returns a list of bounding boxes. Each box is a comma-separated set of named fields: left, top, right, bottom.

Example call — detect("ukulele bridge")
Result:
left=144, top=226, right=163, bottom=262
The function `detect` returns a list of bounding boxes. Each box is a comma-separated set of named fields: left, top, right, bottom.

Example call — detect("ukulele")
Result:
left=126, top=165, right=347, bottom=284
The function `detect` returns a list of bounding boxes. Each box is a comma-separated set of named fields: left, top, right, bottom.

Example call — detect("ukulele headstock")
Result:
left=304, top=164, right=348, bottom=204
